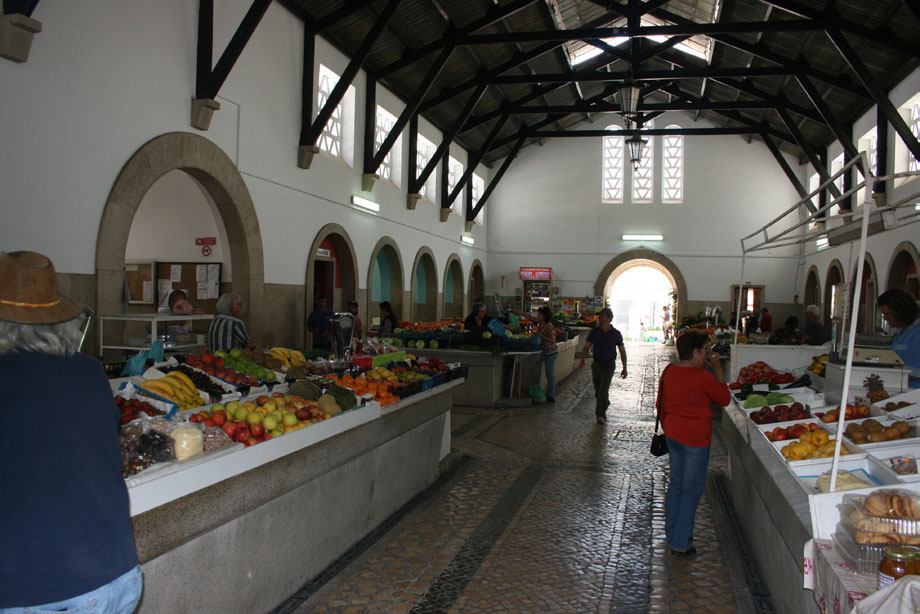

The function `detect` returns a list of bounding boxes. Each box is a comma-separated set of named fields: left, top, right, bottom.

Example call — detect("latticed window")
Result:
left=662, top=126, right=683, bottom=202
left=472, top=173, right=485, bottom=223
left=317, top=65, right=343, bottom=157
left=832, top=154, right=845, bottom=197
left=448, top=156, right=464, bottom=214
left=632, top=127, right=654, bottom=203
left=416, top=134, right=437, bottom=202
left=910, top=104, right=920, bottom=173
left=602, top=129, right=623, bottom=203
left=375, top=106, right=398, bottom=183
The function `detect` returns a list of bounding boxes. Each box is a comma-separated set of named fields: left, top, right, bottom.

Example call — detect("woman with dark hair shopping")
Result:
left=378, top=301, right=399, bottom=335
left=512, top=306, right=559, bottom=402
left=878, top=288, right=920, bottom=388
left=658, top=330, right=730, bottom=555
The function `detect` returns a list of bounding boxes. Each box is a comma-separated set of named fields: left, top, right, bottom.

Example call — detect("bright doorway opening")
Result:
left=604, top=262, right=675, bottom=342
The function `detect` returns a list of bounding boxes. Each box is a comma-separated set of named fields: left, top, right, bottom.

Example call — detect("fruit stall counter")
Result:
left=417, top=338, right=577, bottom=407
left=722, top=390, right=920, bottom=612
left=568, top=326, right=593, bottom=353
left=130, top=379, right=462, bottom=614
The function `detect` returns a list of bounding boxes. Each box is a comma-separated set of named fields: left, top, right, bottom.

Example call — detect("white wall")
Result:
left=0, top=0, right=485, bottom=297
left=485, top=112, right=805, bottom=304
left=124, top=170, right=229, bottom=279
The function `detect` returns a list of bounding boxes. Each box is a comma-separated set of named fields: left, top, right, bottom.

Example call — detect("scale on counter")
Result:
left=833, top=333, right=903, bottom=367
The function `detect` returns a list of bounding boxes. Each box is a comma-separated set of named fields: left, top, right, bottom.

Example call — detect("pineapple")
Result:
left=864, top=374, right=890, bottom=404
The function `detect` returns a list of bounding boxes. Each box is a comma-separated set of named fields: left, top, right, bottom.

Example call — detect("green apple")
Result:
left=482, top=331, right=492, bottom=339
left=246, top=411, right=263, bottom=425
left=282, top=412, right=298, bottom=427
left=234, top=406, right=250, bottom=422
left=271, top=428, right=284, bottom=438
left=210, top=402, right=226, bottom=414
left=263, top=415, right=278, bottom=431
left=229, top=347, right=242, bottom=360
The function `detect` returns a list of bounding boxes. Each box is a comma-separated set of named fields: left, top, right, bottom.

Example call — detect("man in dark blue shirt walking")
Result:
left=578, top=308, right=628, bottom=424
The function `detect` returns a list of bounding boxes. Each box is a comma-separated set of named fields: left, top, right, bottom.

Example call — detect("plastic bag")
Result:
left=168, top=422, right=204, bottom=461
left=854, top=576, right=920, bottom=613
left=202, top=426, right=233, bottom=452
left=119, top=340, right=165, bottom=376
left=529, top=385, right=547, bottom=404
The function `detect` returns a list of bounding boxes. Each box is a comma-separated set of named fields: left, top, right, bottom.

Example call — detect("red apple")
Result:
left=250, top=423, right=265, bottom=438
left=223, top=422, right=238, bottom=438
left=246, top=437, right=257, bottom=447
left=204, top=366, right=215, bottom=375
left=296, top=408, right=311, bottom=421
left=256, top=395, right=271, bottom=406
left=211, top=410, right=227, bottom=426
left=272, top=391, right=285, bottom=398
left=263, top=433, right=273, bottom=441
left=247, top=377, right=259, bottom=386
left=773, top=428, right=788, bottom=441
left=189, top=414, right=201, bottom=423
left=201, top=351, right=213, bottom=365
left=235, top=426, right=251, bottom=442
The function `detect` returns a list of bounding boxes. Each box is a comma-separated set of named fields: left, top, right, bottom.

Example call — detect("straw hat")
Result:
left=0, top=251, right=83, bottom=324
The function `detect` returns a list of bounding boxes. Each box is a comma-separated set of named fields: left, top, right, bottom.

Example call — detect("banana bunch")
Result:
left=140, top=371, right=202, bottom=410
left=268, top=347, right=307, bottom=368
left=808, top=353, right=830, bottom=376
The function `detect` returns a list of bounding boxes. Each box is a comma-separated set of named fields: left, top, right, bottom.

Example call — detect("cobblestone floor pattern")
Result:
left=286, top=344, right=751, bottom=614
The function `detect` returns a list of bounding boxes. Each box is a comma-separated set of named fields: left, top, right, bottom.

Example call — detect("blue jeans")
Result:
left=1, top=565, right=142, bottom=614
left=665, top=438, right=710, bottom=551
left=543, top=352, right=558, bottom=398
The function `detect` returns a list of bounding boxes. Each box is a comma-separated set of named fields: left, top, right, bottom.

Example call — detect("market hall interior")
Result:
left=3, top=1, right=920, bottom=613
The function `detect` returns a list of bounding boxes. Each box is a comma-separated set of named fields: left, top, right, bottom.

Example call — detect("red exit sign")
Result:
left=195, top=237, right=217, bottom=246
left=520, top=267, right=552, bottom=281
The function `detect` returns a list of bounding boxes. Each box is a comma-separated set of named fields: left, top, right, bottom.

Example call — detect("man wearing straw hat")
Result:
left=0, top=251, right=142, bottom=613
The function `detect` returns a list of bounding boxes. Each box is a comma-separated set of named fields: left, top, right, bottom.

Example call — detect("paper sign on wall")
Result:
left=170, top=265, right=182, bottom=282
left=208, top=282, right=220, bottom=299
left=142, top=281, right=152, bottom=303
left=196, top=265, right=207, bottom=282
left=197, top=282, right=208, bottom=300
left=207, top=264, right=220, bottom=283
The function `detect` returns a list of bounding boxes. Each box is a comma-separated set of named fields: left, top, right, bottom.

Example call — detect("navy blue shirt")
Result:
left=307, top=308, right=335, bottom=344
left=0, top=352, right=137, bottom=607
left=586, top=325, right=624, bottom=363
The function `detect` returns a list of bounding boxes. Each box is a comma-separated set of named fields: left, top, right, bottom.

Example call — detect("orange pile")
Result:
left=334, top=373, right=400, bottom=407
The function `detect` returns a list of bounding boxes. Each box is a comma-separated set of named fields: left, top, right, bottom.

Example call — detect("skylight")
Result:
left=548, top=0, right=722, bottom=66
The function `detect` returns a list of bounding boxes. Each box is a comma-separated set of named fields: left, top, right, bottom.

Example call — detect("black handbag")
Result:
left=651, top=366, right=670, bottom=457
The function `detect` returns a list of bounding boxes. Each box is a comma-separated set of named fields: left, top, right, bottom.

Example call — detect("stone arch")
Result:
left=410, top=246, right=438, bottom=322
left=823, top=259, right=845, bottom=331
left=850, top=253, right=880, bottom=334
left=367, top=237, right=405, bottom=321
left=803, top=265, right=821, bottom=309
left=593, top=250, right=687, bottom=320
left=468, top=259, right=485, bottom=314
left=305, top=224, right=359, bottom=348
left=442, top=254, right=465, bottom=320
left=885, top=241, right=920, bottom=297
left=95, top=132, right=263, bottom=351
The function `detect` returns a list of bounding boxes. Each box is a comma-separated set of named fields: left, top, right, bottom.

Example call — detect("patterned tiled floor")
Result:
left=278, top=344, right=765, bottom=614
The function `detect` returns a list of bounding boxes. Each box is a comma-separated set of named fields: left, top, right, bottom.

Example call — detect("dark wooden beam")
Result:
left=484, top=66, right=792, bottom=85
left=826, top=27, right=920, bottom=164
left=411, top=84, right=487, bottom=194
left=795, top=73, right=863, bottom=176
left=363, top=73, right=377, bottom=175
left=303, top=0, right=401, bottom=148
left=197, top=0, right=272, bottom=100
left=761, top=131, right=811, bottom=201
left=371, top=44, right=455, bottom=171
left=298, top=27, right=314, bottom=148
left=775, top=106, right=842, bottom=199
left=196, top=0, right=214, bottom=100
left=447, top=113, right=511, bottom=207
left=875, top=105, right=889, bottom=195
left=527, top=127, right=762, bottom=138
left=3, top=0, right=39, bottom=16
left=376, top=0, right=540, bottom=78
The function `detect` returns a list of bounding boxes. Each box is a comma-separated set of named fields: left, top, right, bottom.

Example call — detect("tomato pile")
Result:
left=730, top=361, right=795, bottom=388
left=116, top=396, right=164, bottom=425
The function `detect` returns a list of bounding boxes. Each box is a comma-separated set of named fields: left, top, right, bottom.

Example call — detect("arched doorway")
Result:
left=96, top=132, right=263, bottom=355
left=305, top=224, right=358, bottom=348
left=443, top=255, right=465, bottom=319
left=469, top=260, right=485, bottom=311
left=367, top=237, right=405, bottom=324
left=886, top=242, right=920, bottom=298
left=824, top=259, right=845, bottom=333
left=411, top=248, right=438, bottom=322
left=601, top=260, right=677, bottom=341
left=803, top=266, right=821, bottom=309
left=594, top=250, right=687, bottom=328
left=851, top=255, right=879, bottom=334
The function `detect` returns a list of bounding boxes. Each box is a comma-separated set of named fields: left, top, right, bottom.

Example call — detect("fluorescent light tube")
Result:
left=460, top=235, right=475, bottom=245
left=351, top=195, right=380, bottom=213
left=621, top=234, right=663, bottom=241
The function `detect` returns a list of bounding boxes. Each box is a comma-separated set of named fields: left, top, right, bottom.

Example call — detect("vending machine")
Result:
left=519, top=267, right=552, bottom=312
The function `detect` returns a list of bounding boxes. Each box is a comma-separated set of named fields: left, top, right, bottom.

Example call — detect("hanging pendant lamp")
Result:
left=616, top=76, right=641, bottom=117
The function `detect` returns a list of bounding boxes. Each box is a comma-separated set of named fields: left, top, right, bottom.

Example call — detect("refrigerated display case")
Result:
left=519, top=267, right=552, bottom=312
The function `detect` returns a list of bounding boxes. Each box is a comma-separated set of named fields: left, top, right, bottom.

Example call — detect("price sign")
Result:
left=519, top=267, right=552, bottom=281
left=195, top=237, right=217, bottom=246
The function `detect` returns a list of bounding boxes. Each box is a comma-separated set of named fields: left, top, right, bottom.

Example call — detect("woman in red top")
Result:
left=513, top=307, right=558, bottom=401
left=658, top=330, right=730, bottom=555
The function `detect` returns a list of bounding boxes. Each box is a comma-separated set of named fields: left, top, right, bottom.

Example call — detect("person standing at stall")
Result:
left=658, top=330, right=731, bottom=556
left=464, top=302, right=492, bottom=332
left=0, top=251, right=142, bottom=613
left=378, top=301, right=399, bottom=335
left=512, top=307, right=558, bottom=402
left=803, top=304, right=826, bottom=345
left=759, top=306, right=773, bottom=332
left=307, top=296, right=334, bottom=350
left=577, top=308, right=627, bottom=424
left=346, top=300, right=363, bottom=343
left=878, top=288, right=920, bottom=388
left=208, top=293, right=251, bottom=352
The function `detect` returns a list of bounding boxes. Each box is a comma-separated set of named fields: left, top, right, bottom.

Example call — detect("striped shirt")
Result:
left=208, top=314, right=250, bottom=352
